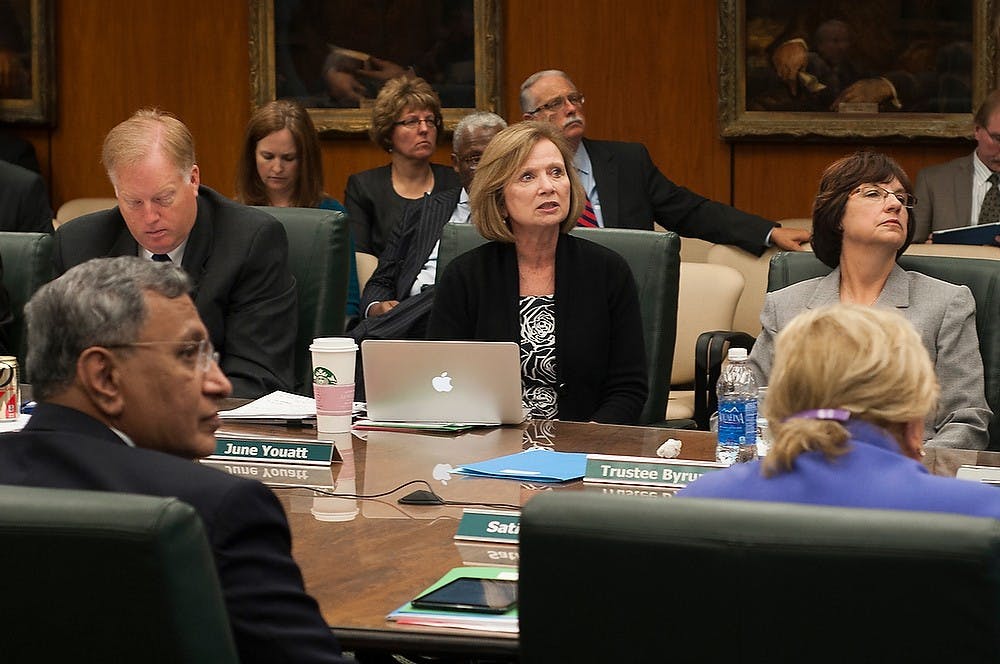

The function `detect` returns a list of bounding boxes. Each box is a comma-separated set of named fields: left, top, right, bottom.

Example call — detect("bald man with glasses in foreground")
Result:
left=0, top=257, right=350, bottom=664
left=520, top=69, right=811, bottom=255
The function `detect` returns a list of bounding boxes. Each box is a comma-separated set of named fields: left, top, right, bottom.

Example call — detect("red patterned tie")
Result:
left=577, top=196, right=598, bottom=227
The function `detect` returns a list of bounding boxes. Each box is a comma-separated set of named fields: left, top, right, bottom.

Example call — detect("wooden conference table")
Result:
left=213, top=416, right=999, bottom=658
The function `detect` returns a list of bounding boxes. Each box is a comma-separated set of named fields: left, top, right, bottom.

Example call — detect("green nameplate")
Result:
left=208, top=436, right=340, bottom=466
left=200, top=459, right=336, bottom=488
left=584, top=454, right=726, bottom=488
left=454, top=509, right=521, bottom=543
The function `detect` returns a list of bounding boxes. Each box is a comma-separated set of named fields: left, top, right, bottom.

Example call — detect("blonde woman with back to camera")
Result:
left=682, top=304, right=1000, bottom=518
left=427, top=121, right=647, bottom=424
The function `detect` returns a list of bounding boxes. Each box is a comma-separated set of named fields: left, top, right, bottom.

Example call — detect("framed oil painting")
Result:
left=718, top=0, right=997, bottom=140
left=250, top=0, right=503, bottom=135
left=0, top=0, right=54, bottom=125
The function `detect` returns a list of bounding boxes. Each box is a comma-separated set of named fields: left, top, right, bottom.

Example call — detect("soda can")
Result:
left=0, top=356, right=19, bottom=420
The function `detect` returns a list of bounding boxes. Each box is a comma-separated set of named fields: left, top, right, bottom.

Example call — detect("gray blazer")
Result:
left=749, top=265, right=991, bottom=450
left=913, top=153, right=973, bottom=242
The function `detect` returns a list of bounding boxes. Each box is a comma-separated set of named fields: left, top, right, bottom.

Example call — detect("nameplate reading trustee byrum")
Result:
left=209, top=436, right=340, bottom=466
left=584, top=454, right=725, bottom=488
left=454, top=509, right=521, bottom=544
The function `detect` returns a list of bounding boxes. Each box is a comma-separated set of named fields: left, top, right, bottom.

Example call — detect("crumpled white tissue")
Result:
left=656, top=438, right=682, bottom=458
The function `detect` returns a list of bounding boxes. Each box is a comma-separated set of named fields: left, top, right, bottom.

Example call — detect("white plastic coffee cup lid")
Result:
left=310, top=337, right=358, bottom=352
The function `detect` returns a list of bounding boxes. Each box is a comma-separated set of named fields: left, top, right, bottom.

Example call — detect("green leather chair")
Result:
left=255, top=206, right=351, bottom=395
left=437, top=224, right=680, bottom=425
left=769, top=252, right=1000, bottom=450
left=520, top=492, right=1000, bottom=662
left=0, top=485, right=238, bottom=663
left=0, top=231, right=54, bottom=381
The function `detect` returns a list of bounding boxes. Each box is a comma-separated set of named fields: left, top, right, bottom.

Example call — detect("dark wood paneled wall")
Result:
left=21, top=0, right=972, bottom=220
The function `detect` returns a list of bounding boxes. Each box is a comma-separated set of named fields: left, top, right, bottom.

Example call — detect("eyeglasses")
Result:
left=393, top=116, right=439, bottom=130
left=527, top=93, right=585, bottom=116
left=458, top=153, right=482, bottom=167
left=851, top=185, right=917, bottom=209
left=106, top=338, right=219, bottom=373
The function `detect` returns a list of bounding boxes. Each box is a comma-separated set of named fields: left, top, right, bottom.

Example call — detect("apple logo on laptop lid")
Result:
left=431, top=372, right=453, bottom=393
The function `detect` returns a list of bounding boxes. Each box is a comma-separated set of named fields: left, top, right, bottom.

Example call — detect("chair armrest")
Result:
left=693, top=331, right=756, bottom=430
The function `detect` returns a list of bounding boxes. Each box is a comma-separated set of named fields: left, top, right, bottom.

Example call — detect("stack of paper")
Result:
left=454, top=448, right=587, bottom=483
left=219, top=391, right=317, bottom=424
left=387, top=566, right=518, bottom=633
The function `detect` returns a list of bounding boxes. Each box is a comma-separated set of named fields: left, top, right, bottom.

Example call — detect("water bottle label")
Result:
left=717, top=400, right=757, bottom=446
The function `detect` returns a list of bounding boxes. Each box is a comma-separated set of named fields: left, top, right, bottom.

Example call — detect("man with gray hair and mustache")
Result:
left=519, top=69, right=811, bottom=255
left=0, top=256, right=350, bottom=664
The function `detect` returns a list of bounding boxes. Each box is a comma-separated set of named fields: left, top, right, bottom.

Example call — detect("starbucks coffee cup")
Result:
left=309, top=337, right=357, bottom=434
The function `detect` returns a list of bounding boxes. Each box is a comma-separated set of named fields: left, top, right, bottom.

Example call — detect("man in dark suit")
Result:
left=52, top=109, right=296, bottom=397
left=0, top=256, right=349, bottom=664
left=0, top=159, right=53, bottom=232
left=914, top=89, right=1000, bottom=243
left=519, top=70, right=811, bottom=255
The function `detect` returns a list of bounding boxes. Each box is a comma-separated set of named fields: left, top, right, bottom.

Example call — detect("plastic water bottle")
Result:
left=716, top=347, right=758, bottom=464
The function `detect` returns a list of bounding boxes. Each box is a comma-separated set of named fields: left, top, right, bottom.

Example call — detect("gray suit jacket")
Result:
left=749, top=265, right=991, bottom=450
left=913, top=153, right=974, bottom=242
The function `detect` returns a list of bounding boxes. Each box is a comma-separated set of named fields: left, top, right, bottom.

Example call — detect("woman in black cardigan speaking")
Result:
left=427, top=121, right=647, bottom=425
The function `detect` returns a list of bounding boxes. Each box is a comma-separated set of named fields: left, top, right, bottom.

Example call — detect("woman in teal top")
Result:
left=236, top=99, right=360, bottom=322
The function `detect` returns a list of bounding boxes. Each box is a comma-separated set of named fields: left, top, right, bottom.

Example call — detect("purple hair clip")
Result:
left=783, top=408, right=851, bottom=423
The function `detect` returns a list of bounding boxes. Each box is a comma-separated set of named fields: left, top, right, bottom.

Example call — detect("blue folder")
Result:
left=455, top=449, right=587, bottom=483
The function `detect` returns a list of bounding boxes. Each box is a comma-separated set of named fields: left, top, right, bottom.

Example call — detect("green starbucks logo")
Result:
left=313, top=367, right=338, bottom=385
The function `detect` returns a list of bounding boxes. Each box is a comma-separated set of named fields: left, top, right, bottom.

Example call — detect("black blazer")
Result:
left=344, top=162, right=460, bottom=257
left=584, top=138, right=777, bottom=256
left=428, top=233, right=648, bottom=425
left=0, top=159, right=53, bottom=233
left=52, top=187, right=297, bottom=398
left=0, top=403, right=349, bottom=664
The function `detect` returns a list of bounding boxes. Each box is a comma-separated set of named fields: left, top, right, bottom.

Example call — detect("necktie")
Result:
left=979, top=173, right=1000, bottom=226
left=576, top=196, right=598, bottom=227
left=151, top=254, right=171, bottom=262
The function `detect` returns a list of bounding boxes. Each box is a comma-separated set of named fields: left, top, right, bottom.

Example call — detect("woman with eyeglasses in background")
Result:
left=344, top=76, right=460, bottom=258
left=748, top=151, right=991, bottom=450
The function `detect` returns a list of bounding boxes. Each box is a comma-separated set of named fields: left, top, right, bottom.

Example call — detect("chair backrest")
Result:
left=673, top=262, right=744, bottom=385
left=0, top=231, right=53, bottom=378
left=54, top=197, right=117, bottom=228
left=520, top=492, right=1000, bottom=663
left=355, top=251, right=378, bottom=293
left=254, top=206, right=351, bottom=395
left=768, top=251, right=1000, bottom=450
left=0, top=485, right=238, bottom=663
left=437, top=224, right=681, bottom=425
left=706, top=218, right=815, bottom=336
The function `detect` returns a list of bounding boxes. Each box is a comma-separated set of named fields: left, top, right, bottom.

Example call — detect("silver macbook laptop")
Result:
left=362, top=340, right=525, bottom=425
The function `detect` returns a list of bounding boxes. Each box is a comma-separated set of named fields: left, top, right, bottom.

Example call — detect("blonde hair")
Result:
left=102, top=108, right=195, bottom=185
left=762, top=304, right=938, bottom=475
left=468, top=121, right=583, bottom=242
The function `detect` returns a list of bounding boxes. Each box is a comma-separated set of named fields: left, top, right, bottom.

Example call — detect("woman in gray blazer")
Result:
left=749, top=151, right=991, bottom=449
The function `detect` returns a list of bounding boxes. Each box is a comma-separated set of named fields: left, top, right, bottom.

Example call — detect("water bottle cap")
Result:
left=727, top=347, right=748, bottom=361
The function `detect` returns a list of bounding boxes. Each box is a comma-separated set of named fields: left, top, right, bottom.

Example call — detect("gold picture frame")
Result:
left=0, top=0, right=54, bottom=125
left=718, top=0, right=997, bottom=140
left=249, top=0, right=503, bottom=135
